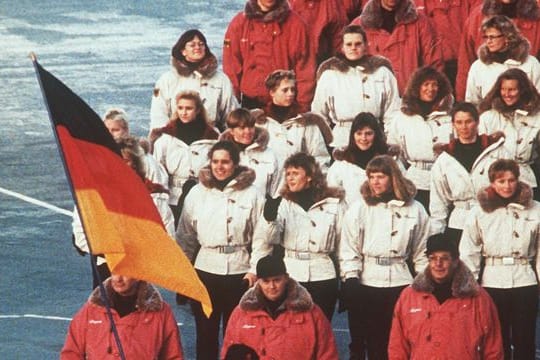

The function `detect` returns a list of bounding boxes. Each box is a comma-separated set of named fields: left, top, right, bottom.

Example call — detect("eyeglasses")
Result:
left=428, top=255, right=453, bottom=263
left=186, top=42, right=205, bottom=49
left=482, top=34, right=504, bottom=41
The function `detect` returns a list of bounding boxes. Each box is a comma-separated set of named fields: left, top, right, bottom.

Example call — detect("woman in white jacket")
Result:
left=176, top=140, right=263, bottom=360
left=150, top=29, right=238, bottom=131
left=466, top=15, right=540, bottom=106
left=253, top=152, right=345, bottom=320
left=460, top=159, right=540, bottom=359
left=339, top=155, right=429, bottom=360
left=387, top=66, right=454, bottom=211
left=311, top=24, right=400, bottom=148
left=478, top=68, right=540, bottom=200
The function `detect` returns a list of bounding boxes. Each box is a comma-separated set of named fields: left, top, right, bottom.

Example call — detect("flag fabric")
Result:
left=33, top=58, right=212, bottom=317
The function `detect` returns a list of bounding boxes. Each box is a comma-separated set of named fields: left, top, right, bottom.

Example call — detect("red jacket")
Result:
left=351, top=0, right=443, bottom=94
left=388, top=261, right=503, bottom=359
left=221, top=279, right=338, bottom=359
left=415, top=0, right=477, bottom=62
left=61, top=280, right=184, bottom=359
left=288, top=0, right=348, bottom=65
left=223, top=0, right=316, bottom=111
left=455, top=0, right=540, bottom=100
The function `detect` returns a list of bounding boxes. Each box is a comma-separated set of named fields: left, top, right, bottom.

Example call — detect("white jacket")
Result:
left=327, top=159, right=366, bottom=207
left=220, top=128, right=281, bottom=198
left=339, top=182, right=430, bottom=287
left=152, top=134, right=217, bottom=205
left=429, top=136, right=511, bottom=234
left=254, top=111, right=331, bottom=173
left=479, top=108, right=540, bottom=187
left=150, top=59, right=238, bottom=130
left=176, top=166, right=264, bottom=275
left=466, top=56, right=540, bottom=106
left=388, top=110, right=453, bottom=190
left=252, top=194, right=345, bottom=282
left=312, top=55, right=400, bottom=147
left=460, top=183, right=540, bottom=288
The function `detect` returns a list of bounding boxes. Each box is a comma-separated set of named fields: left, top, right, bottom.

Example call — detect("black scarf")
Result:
left=453, top=137, right=483, bottom=172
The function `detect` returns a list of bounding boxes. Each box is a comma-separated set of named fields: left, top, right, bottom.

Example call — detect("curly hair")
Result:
left=481, top=15, right=526, bottom=52
left=401, top=66, right=453, bottom=116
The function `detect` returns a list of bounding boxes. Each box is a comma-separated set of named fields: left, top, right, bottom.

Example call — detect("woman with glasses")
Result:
left=466, top=15, right=540, bottom=106
left=339, top=155, right=429, bottom=360
left=150, top=29, right=238, bottom=131
left=460, top=159, right=540, bottom=359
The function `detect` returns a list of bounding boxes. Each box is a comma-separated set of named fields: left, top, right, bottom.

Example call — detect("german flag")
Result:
left=32, top=56, right=212, bottom=317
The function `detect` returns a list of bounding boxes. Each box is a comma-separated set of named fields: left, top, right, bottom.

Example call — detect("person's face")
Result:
left=270, top=79, right=296, bottom=107
left=500, top=79, right=520, bottom=107
left=111, top=274, right=139, bottom=296
left=428, top=251, right=457, bottom=284
left=342, top=33, right=366, bottom=61
left=259, top=274, right=288, bottom=302
left=286, top=166, right=312, bottom=192
left=231, top=125, right=256, bottom=145
left=354, top=126, right=376, bottom=151
left=368, top=171, right=392, bottom=196
left=176, top=98, right=198, bottom=123
left=211, top=149, right=236, bottom=181
left=381, top=0, right=401, bottom=11
left=491, top=170, right=518, bottom=198
left=419, top=79, right=439, bottom=102
left=483, top=27, right=507, bottom=53
left=181, top=35, right=206, bottom=63
left=452, top=111, right=479, bottom=144
left=104, top=119, right=128, bottom=140
left=257, top=0, right=277, bottom=11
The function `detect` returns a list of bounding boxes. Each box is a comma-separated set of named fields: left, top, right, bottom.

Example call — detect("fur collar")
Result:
left=245, top=0, right=290, bottom=23
left=401, top=94, right=453, bottom=117
left=482, top=0, right=540, bottom=20
left=171, top=52, right=218, bottom=78
left=333, top=144, right=400, bottom=163
left=412, top=260, right=480, bottom=298
left=432, top=132, right=504, bottom=155
left=489, top=98, right=540, bottom=115
left=239, top=278, right=313, bottom=312
left=478, top=39, right=530, bottom=64
left=360, top=177, right=416, bottom=205
left=89, top=278, right=163, bottom=312
left=360, top=0, right=418, bottom=28
left=199, top=165, right=256, bottom=191
left=281, top=184, right=345, bottom=204
left=477, top=181, right=533, bottom=212
left=316, top=54, right=394, bottom=80
left=220, top=126, right=270, bottom=151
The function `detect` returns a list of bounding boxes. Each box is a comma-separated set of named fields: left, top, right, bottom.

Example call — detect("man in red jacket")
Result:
left=223, top=0, right=316, bottom=112
left=388, top=234, right=503, bottom=359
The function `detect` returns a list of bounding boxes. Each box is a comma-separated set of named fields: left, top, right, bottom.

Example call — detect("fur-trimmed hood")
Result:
left=239, top=278, right=313, bottom=312
left=220, top=126, right=270, bottom=151
left=412, top=260, right=480, bottom=298
left=245, top=0, right=290, bottom=23
left=360, top=0, right=418, bottom=28
left=488, top=98, right=540, bottom=115
left=171, top=52, right=218, bottom=78
left=199, top=165, right=256, bottom=191
left=360, top=176, right=417, bottom=205
left=432, top=132, right=504, bottom=156
left=478, top=37, right=530, bottom=64
left=149, top=118, right=219, bottom=150
left=482, top=0, right=540, bottom=20
left=316, top=54, right=394, bottom=80
left=477, top=181, right=533, bottom=212
left=89, top=278, right=163, bottom=312
left=401, top=93, right=454, bottom=116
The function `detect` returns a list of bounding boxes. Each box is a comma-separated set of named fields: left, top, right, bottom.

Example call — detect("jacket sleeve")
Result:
left=150, top=75, right=173, bottom=130
left=478, top=289, right=504, bottom=359
left=312, top=305, right=339, bottom=360
left=464, top=61, right=482, bottom=106
left=459, top=209, right=483, bottom=280
left=158, top=303, right=184, bottom=360
left=429, top=159, right=451, bottom=235
left=310, top=71, right=333, bottom=127
left=175, top=187, right=200, bottom=263
left=216, top=74, right=240, bottom=131
left=223, top=15, right=244, bottom=100
left=411, top=204, right=430, bottom=274
left=268, top=151, right=283, bottom=198
left=417, top=14, right=443, bottom=71
left=380, top=67, right=401, bottom=133
left=304, top=122, right=331, bottom=173
left=338, top=203, right=363, bottom=279
left=291, top=19, right=316, bottom=111
left=220, top=306, right=244, bottom=359
left=387, top=290, right=411, bottom=359
left=455, top=11, right=479, bottom=100
left=60, top=306, right=89, bottom=359
left=249, top=192, right=271, bottom=274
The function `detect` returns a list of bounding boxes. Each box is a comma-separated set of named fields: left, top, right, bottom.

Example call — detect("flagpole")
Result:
left=29, top=52, right=127, bottom=360
left=0, top=186, right=73, bottom=217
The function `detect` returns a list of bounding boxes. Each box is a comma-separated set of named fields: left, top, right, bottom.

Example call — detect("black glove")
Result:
left=263, top=195, right=282, bottom=221
left=339, top=278, right=361, bottom=312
